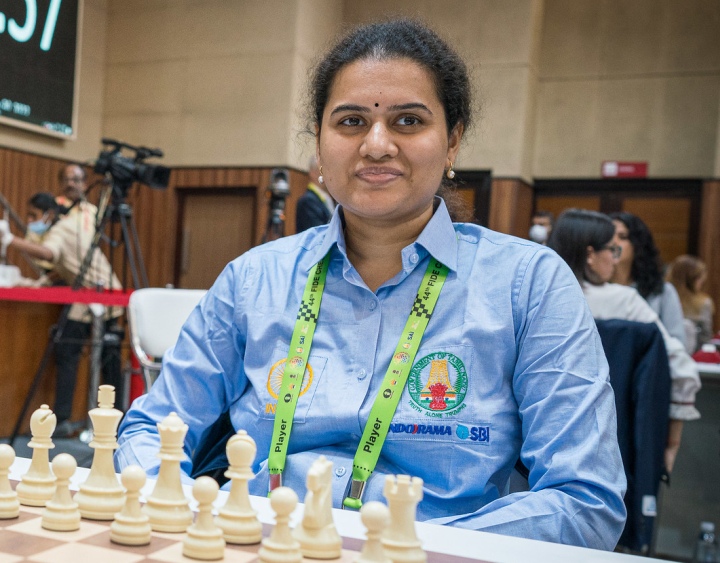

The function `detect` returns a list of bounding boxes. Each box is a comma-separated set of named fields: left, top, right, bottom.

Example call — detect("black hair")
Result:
left=308, top=18, right=474, bottom=221
left=608, top=212, right=664, bottom=299
left=29, top=192, right=58, bottom=212
left=547, top=209, right=615, bottom=284
left=309, top=18, right=472, bottom=135
left=28, top=192, right=68, bottom=218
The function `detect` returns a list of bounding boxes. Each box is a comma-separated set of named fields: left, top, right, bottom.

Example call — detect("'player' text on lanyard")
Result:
left=267, top=252, right=448, bottom=510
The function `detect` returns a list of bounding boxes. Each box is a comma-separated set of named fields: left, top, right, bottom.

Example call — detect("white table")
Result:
left=8, top=457, right=668, bottom=563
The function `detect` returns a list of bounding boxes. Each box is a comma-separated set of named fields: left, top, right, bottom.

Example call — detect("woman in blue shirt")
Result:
left=116, top=19, right=626, bottom=549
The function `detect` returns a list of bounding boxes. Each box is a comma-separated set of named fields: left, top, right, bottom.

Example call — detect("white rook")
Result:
left=382, top=475, right=426, bottom=563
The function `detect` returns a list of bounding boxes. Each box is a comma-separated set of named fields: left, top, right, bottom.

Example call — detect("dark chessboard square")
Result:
left=0, top=529, right=64, bottom=556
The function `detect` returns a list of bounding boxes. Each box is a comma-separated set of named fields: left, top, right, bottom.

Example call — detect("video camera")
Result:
left=267, top=168, right=290, bottom=210
left=94, top=138, right=171, bottom=191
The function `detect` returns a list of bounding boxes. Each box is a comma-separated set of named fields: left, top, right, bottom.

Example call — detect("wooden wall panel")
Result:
left=488, top=177, right=533, bottom=238
left=699, top=180, right=720, bottom=333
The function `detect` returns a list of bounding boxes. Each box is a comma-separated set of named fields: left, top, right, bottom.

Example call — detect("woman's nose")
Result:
left=360, top=122, right=398, bottom=160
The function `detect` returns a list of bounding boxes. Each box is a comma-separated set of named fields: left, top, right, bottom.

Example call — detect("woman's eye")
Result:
left=397, top=115, right=420, bottom=126
left=340, top=116, right=363, bottom=126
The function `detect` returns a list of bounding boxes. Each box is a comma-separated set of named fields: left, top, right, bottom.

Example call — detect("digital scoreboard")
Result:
left=0, top=0, right=81, bottom=139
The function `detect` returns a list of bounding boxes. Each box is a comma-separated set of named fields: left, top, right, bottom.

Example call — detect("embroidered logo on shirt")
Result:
left=388, top=422, right=490, bottom=444
left=407, top=352, right=468, bottom=417
left=266, top=359, right=314, bottom=400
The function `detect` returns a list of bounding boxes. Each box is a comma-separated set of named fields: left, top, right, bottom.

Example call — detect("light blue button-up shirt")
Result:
left=116, top=199, right=626, bottom=549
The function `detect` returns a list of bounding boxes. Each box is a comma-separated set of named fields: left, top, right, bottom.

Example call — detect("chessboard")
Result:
left=0, top=499, right=484, bottom=563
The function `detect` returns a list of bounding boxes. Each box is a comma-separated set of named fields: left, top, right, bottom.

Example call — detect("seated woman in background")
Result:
left=548, top=209, right=700, bottom=473
left=609, top=212, right=687, bottom=348
left=667, top=255, right=716, bottom=352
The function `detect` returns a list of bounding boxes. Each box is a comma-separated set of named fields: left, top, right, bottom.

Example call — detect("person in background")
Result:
left=0, top=163, right=124, bottom=437
left=116, top=19, right=626, bottom=549
left=548, top=208, right=701, bottom=473
left=609, top=212, right=687, bottom=348
left=528, top=210, right=554, bottom=244
left=24, top=192, right=68, bottom=277
left=667, top=255, right=716, bottom=352
left=295, top=156, right=335, bottom=232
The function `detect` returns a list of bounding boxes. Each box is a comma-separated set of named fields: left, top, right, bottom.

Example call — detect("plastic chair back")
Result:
left=128, top=287, right=207, bottom=391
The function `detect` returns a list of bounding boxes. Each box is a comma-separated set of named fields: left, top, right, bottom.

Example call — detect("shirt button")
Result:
left=410, top=253, right=419, bottom=264
left=368, top=300, right=377, bottom=311
left=358, top=368, right=367, bottom=380
left=335, top=466, right=346, bottom=477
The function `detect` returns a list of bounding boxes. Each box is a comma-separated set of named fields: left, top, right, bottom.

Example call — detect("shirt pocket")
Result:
left=255, top=343, right=328, bottom=423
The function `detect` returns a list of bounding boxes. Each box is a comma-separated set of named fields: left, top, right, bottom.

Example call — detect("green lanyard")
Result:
left=267, top=253, right=448, bottom=507
left=267, top=254, right=330, bottom=491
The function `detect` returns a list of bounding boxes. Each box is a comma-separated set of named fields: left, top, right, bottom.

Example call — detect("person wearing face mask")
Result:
left=548, top=208, right=700, bottom=475
left=528, top=210, right=554, bottom=244
left=24, top=192, right=67, bottom=275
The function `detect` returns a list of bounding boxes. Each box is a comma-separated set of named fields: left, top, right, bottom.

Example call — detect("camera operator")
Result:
left=0, top=163, right=123, bottom=437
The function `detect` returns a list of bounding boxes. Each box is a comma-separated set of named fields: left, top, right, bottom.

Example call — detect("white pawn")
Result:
left=258, top=486, right=302, bottom=563
left=0, top=444, right=20, bottom=519
left=16, top=404, right=57, bottom=506
left=293, top=455, right=342, bottom=559
left=75, top=385, right=125, bottom=520
left=183, top=476, right=225, bottom=561
left=42, top=453, right=80, bottom=531
left=110, top=465, right=152, bottom=546
left=355, top=501, right=390, bottom=563
left=382, top=475, right=426, bottom=563
left=215, top=430, right=262, bottom=544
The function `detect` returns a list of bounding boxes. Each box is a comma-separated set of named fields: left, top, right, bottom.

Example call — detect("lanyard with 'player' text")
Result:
left=266, top=252, right=448, bottom=509
left=267, top=254, right=330, bottom=492
left=342, top=259, right=447, bottom=509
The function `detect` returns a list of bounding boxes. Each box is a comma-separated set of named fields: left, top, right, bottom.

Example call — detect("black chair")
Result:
left=595, top=319, right=671, bottom=555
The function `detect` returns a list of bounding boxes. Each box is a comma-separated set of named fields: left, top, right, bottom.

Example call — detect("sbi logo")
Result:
left=456, top=424, right=490, bottom=442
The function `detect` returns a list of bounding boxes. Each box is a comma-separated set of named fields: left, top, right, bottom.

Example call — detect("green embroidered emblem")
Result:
left=408, top=352, right=468, bottom=413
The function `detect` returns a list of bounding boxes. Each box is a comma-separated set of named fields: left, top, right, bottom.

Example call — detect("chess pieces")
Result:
left=16, top=404, right=57, bottom=506
left=143, top=412, right=193, bottom=532
left=258, top=486, right=302, bottom=563
left=183, top=476, right=226, bottom=560
left=110, top=465, right=152, bottom=546
left=293, top=455, right=342, bottom=559
left=0, top=444, right=19, bottom=519
left=41, top=453, right=81, bottom=531
left=382, top=475, right=426, bottom=563
left=215, top=430, right=262, bottom=544
left=356, top=501, right=391, bottom=563
left=75, top=385, right=125, bottom=519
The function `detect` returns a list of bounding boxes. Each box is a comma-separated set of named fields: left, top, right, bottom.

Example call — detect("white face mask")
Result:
left=529, top=224, right=549, bottom=244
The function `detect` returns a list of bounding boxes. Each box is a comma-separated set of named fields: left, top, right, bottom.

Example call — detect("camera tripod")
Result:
left=9, top=179, right=148, bottom=446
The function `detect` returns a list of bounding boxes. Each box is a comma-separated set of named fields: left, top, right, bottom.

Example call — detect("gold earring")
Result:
left=446, top=162, right=456, bottom=180
left=318, top=165, right=324, bottom=184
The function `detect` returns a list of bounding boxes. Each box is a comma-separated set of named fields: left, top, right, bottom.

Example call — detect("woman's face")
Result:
left=317, top=57, right=462, bottom=226
left=612, top=220, right=633, bottom=270
left=587, top=243, right=620, bottom=283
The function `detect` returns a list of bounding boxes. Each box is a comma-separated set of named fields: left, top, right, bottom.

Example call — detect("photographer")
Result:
left=0, top=163, right=123, bottom=437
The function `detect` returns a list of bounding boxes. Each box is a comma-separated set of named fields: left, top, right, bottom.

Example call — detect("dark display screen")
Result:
left=0, top=0, right=80, bottom=138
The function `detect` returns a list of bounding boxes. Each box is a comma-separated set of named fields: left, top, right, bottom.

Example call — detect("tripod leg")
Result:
left=119, top=211, right=149, bottom=288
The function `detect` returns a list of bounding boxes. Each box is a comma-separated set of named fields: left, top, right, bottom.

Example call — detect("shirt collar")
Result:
left=307, top=197, right=458, bottom=273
